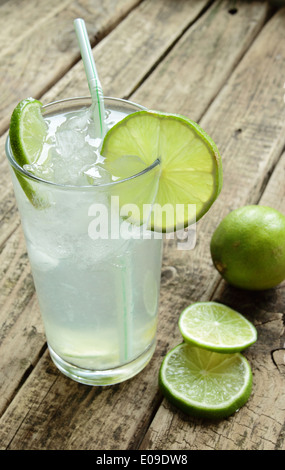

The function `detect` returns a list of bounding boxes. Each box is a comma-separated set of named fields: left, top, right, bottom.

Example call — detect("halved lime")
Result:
left=159, top=342, right=252, bottom=419
left=9, top=98, right=47, bottom=208
left=101, top=111, right=222, bottom=232
left=178, top=302, right=257, bottom=353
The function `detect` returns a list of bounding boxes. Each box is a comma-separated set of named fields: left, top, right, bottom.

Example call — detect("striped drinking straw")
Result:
left=74, top=18, right=105, bottom=139
left=74, top=18, right=132, bottom=363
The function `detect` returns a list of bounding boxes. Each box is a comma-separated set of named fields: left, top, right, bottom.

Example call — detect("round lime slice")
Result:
left=159, top=342, right=253, bottom=419
left=9, top=98, right=47, bottom=208
left=101, top=111, right=222, bottom=232
left=178, top=302, right=257, bottom=353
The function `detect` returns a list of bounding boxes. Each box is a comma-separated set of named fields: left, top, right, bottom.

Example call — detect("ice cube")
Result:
left=56, top=129, right=87, bottom=160
left=84, top=163, right=112, bottom=185
left=28, top=247, right=59, bottom=272
left=105, top=155, right=147, bottom=179
left=23, top=162, right=55, bottom=181
left=59, top=107, right=92, bottom=132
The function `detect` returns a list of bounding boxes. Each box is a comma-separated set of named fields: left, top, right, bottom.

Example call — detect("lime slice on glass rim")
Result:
left=9, top=98, right=48, bottom=208
left=178, top=302, right=257, bottom=353
left=159, top=342, right=253, bottom=419
left=9, top=102, right=222, bottom=224
left=101, top=110, right=223, bottom=233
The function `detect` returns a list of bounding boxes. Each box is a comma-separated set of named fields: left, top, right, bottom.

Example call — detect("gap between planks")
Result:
left=0, top=2, right=276, bottom=418
left=0, top=0, right=284, bottom=452
left=0, top=0, right=145, bottom=136
left=0, top=0, right=271, bottom=250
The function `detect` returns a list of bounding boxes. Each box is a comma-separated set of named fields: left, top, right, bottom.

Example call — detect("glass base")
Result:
left=48, top=340, right=156, bottom=386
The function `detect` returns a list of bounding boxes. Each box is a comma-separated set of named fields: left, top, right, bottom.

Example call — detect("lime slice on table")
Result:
left=9, top=98, right=48, bottom=208
left=178, top=302, right=257, bottom=353
left=159, top=342, right=253, bottom=419
left=101, top=111, right=222, bottom=232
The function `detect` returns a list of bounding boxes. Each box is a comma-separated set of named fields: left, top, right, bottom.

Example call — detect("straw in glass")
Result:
left=74, top=18, right=105, bottom=139
left=74, top=18, right=133, bottom=364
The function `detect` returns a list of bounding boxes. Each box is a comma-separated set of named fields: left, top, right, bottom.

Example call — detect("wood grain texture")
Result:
left=0, top=0, right=212, bottom=427
left=0, top=0, right=268, bottom=253
left=132, top=0, right=270, bottom=118
left=0, top=0, right=73, bottom=53
left=0, top=0, right=285, bottom=451
left=139, top=9, right=285, bottom=449
left=0, top=0, right=213, bottom=425
left=142, top=283, right=285, bottom=449
left=0, top=1, right=269, bottom=419
left=0, top=0, right=143, bottom=133
left=41, top=0, right=212, bottom=106
left=0, top=0, right=212, bottom=249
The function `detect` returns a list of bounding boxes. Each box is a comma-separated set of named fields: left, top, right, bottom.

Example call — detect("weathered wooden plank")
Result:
left=0, top=226, right=45, bottom=416
left=137, top=2, right=285, bottom=309
left=132, top=0, right=270, bottom=119
left=256, top=153, right=285, bottom=213
left=0, top=0, right=268, bottom=254
left=140, top=152, right=285, bottom=451
left=0, top=348, right=163, bottom=450
left=0, top=0, right=143, bottom=134
left=138, top=11, right=285, bottom=450
left=0, top=0, right=213, bottom=246
left=1, top=2, right=283, bottom=450
left=39, top=0, right=213, bottom=107
left=0, top=175, right=20, bottom=248
left=0, top=0, right=213, bottom=417
left=0, top=0, right=73, bottom=53
left=0, top=0, right=269, bottom=408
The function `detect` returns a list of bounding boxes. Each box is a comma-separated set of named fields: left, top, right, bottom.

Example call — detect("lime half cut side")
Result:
left=101, top=111, right=222, bottom=232
left=9, top=98, right=48, bottom=208
left=179, top=302, right=257, bottom=353
left=159, top=342, right=252, bottom=419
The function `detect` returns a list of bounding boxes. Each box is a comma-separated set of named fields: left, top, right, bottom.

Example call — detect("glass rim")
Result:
left=5, top=95, right=160, bottom=190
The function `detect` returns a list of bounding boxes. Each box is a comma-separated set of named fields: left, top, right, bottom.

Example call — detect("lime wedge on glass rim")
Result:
left=159, top=342, right=253, bottom=419
left=178, top=302, right=257, bottom=353
left=101, top=110, right=222, bottom=232
left=9, top=98, right=47, bottom=208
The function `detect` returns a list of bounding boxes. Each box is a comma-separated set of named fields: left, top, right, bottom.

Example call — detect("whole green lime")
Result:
left=210, top=205, right=285, bottom=290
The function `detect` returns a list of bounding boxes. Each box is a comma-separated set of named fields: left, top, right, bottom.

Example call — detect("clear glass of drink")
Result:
left=6, top=96, right=163, bottom=386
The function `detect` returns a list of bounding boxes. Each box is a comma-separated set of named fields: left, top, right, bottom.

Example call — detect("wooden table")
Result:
left=1, top=0, right=285, bottom=451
